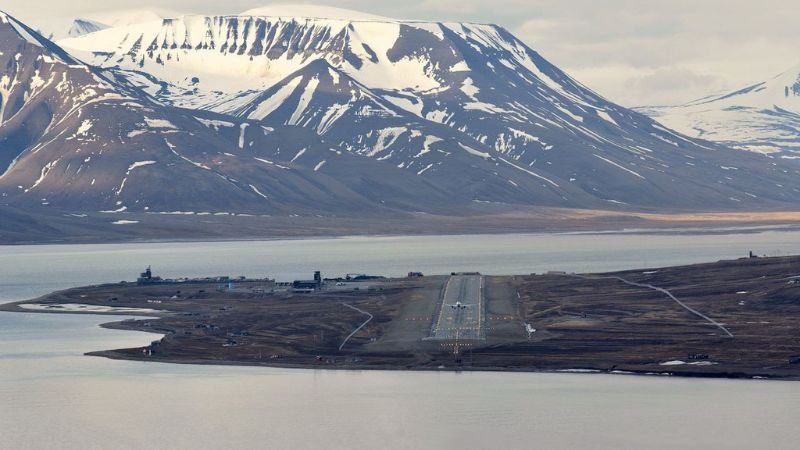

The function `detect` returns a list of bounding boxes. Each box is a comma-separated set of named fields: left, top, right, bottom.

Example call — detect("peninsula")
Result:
left=4, top=255, right=800, bottom=380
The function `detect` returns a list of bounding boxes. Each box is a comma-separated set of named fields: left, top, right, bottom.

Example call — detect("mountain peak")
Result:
left=67, top=18, right=107, bottom=38
left=0, top=10, right=43, bottom=47
left=0, top=10, right=79, bottom=64
left=240, top=4, right=391, bottom=21
left=640, top=63, right=800, bottom=156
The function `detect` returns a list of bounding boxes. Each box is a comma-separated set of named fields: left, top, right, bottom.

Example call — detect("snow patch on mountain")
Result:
left=288, top=76, right=320, bottom=125
left=249, top=184, right=269, bottom=200
left=596, top=110, right=618, bottom=127
left=144, top=118, right=177, bottom=129
left=594, top=154, right=646, bottom=180
left=290, top=148, right=306, bottom=163
left=460, top=77, right=480, bottom=98
left=415, top=135, right=443, bottom=158
left=128, top=161, right=156, bottom=172
left=28, top=159, right=59, bottom=191
left=367, top=127, right=407, bottom=157
left=251, top=76, right=303, bottom=120
left=196, top=118, right=235, bottom=129
left=459, top=143, right=492, bottom=159
left=76, top=119, right=93, bottom=136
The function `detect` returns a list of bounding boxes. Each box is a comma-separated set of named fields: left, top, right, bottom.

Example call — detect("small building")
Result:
left=292, top=271, right=323, bottom=292
left=137, top=266, right=163, bottom=285
left=293, top=280, right=320, bottom=290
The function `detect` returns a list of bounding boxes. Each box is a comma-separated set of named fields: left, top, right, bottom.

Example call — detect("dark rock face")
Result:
left=2, top=10, right=800, bottom=219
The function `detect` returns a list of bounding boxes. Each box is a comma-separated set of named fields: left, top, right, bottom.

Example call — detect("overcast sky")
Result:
left=5, top=0, right=799, bottom=106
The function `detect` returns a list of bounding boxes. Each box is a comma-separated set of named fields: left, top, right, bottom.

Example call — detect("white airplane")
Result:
left=448, top=301, right=470, bottom=310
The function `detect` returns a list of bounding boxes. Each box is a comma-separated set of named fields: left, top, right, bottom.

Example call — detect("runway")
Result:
left=431, top=275, right=484, bottom=340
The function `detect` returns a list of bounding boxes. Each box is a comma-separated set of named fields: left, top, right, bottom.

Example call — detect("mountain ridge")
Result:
left=2, top=6, right=800, bottom=240
left=640, top=63, right=800, bottom=158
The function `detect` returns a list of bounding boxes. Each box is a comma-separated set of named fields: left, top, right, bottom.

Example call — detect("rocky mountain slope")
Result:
left=2, top=6, right=800, bottom=227
left=641, top=64, right=800, bottom=159
left=0, top=10, right=467, bottom=215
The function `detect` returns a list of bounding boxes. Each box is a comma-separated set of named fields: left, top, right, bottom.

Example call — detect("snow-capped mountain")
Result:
left=3, top=6, right=800, bottom=221
left=0, top=10, right=265, bottom=212
left=66, top=19, right=107, bottom=38
left=0, top=10, right=468, bottom=215
left=640, top=64, right=800, bottom=158
left=49, top=5, right=800, bottom=210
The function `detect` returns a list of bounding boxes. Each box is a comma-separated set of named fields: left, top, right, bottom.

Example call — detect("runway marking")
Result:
left=432, top=278, right=456, bottom=337
left=431, top=275, right=485, bottom=341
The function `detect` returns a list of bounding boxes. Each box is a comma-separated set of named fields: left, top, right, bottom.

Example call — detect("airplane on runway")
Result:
left=448, top=301, right=470, bottom=310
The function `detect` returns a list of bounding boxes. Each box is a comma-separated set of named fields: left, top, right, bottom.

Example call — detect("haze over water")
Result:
left=2, top=231, right=800, bottom=449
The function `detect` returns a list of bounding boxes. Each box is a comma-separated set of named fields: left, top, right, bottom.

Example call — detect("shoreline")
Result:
left=4, top=206, right=800, bottom=245
left=2, top=221, right=800, bottom=248
left=4, top=307, right=792, bottom=381
left=84, top=344, right=800, bottom=382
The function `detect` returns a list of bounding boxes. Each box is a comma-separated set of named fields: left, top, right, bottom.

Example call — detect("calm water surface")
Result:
left=2, top=232, right=800, bottom=449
